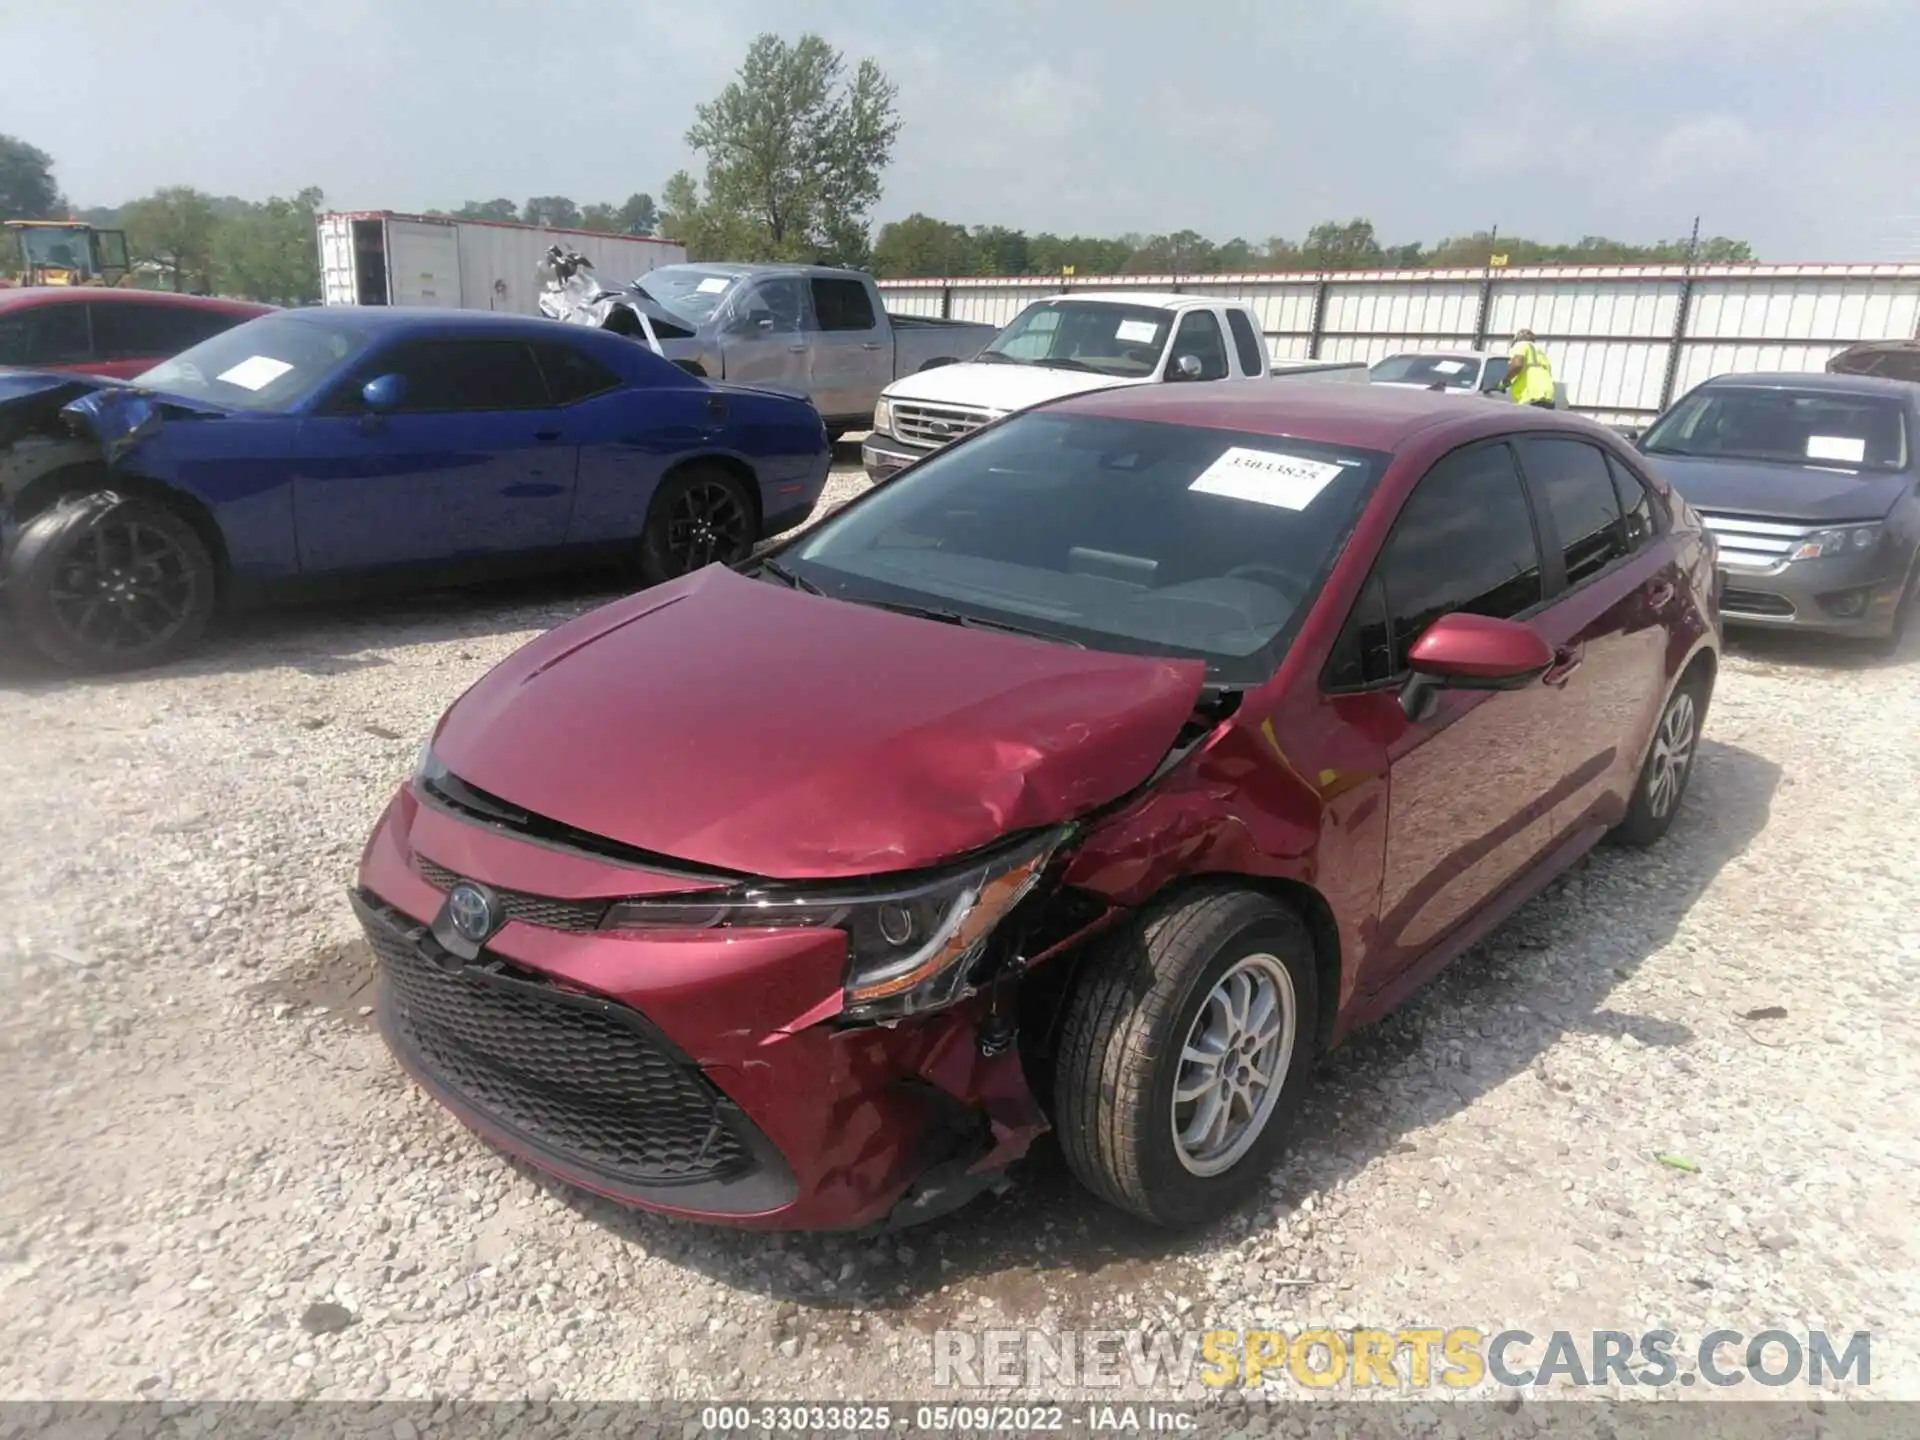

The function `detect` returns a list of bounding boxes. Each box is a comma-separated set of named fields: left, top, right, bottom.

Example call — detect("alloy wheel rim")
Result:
left=664, top=481, right=749, bottom=572
left=45, top=519, right=198, bottom=655
left=1647, top=691, right=1697, bottom=819
left=1171, top=953, right=1297, bottom=1177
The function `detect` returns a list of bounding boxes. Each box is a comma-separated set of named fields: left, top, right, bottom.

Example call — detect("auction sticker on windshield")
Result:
left=697, top=276, right=732, bottom=294
left=1807, top=434, right=1867, bottom=464
left=1190, top=447, right=1345, bottom=511
left=216, top=356, right=294, bottom=391
left=1115, top=319, right=1161, bottom=344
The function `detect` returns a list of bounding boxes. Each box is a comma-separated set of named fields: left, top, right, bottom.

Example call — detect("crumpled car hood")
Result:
left=429, top=565, right=1207, bottom=880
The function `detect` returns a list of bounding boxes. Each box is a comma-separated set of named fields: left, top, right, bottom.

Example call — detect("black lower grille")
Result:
left=1721, top=588, right=1795, bottom=617
left=357, top=896, right=752, bottom=1187
left=415, top=857, right=608, bottom=933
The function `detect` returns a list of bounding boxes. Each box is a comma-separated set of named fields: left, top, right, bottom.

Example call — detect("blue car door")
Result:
left=292, top=337, right=579, bottom=573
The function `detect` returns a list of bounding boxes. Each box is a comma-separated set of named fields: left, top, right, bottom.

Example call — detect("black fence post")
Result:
left=1308, top=277, right=1330, bottom=359
left=940, top=285, right=952, bottom=320
left=1658, top=274, right=1697, bottom=413
left=1472, top=274, right=1496, bottom=350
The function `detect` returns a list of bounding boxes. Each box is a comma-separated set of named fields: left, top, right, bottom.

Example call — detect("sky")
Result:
left=4, top=0, right=1916, bottom=262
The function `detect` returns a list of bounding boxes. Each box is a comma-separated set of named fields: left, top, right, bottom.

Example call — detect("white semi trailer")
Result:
left=315, top=211, right=685, bottom=315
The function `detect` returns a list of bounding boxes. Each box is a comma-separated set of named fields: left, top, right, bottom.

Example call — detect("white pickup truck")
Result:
left=861, top=292, right=1367, bottom=481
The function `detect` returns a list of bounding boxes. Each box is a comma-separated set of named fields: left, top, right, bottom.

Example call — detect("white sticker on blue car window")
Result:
left=216, top=356, right=294, bottom=391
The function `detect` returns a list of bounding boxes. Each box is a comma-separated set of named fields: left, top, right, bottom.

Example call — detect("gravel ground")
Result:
left=2, top=450, right=1917, bottom=1411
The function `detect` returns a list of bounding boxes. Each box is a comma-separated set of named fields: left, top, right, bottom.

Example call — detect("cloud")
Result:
left=1645, top=115, right=1763, bottom=188
left=1373, top=0, right=1889, bottom=44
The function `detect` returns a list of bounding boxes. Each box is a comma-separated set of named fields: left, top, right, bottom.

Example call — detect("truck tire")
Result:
left=1054, top=887, right=1319, bottom=1229
left=637, top=464, right=757, bottom=586
left=5, top=492, right=217, bottom=672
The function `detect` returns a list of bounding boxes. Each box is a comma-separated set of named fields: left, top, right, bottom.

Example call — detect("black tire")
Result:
left=637, top=464, right=757, bottom=586
left=1610, top=667, right=1710, bottom=848
left=1869, top=561, right=1916, bottom=658
left=1054, top=887, right=1320, bottom=1229
left=5, top=492, right=216, bottom=672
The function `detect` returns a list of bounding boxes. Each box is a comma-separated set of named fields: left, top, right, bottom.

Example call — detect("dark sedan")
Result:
left=1635, top=372, right=1920, bottom=647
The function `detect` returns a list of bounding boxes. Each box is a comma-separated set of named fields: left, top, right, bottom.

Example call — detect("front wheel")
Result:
left=637, top=465, right=757, bottom=586
left=5, top=493, right=217, bottom=672
left=1054, top=888, right=1319, bottom=1228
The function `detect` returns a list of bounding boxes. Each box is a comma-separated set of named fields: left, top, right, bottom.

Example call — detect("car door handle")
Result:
left=860, top=341, right=884, bottom=351
left=787, top=344, right=808, bottom=354
left=1645, top=581, right=1676, bottom=609
left=1543, top=645, right=1584, bottom=688
left=533, top=429, right=563, bottom=442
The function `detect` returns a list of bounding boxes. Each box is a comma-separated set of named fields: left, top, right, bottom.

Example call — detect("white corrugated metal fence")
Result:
left=878, top=265, right=1920, bottom=425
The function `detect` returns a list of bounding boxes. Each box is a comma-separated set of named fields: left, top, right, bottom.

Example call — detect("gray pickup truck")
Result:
left=540, top=259, right=997, bottom=438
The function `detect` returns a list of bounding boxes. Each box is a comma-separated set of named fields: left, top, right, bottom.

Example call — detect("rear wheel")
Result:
left=5, top=493, right=216, bottom=672
left=1611, top=669, right=1708, bottom=847
left=637, top=465, right=756, bottom=585
left=1054, top=888, right=1319, bottom=1228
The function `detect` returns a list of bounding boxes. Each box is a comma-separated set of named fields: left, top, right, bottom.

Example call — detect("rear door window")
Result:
left=91, top=302, right=242, bottom=361
left=1327, top=442, right=1544, bottom=687
left=1225, top=309, right=1267, bottom=376
left=809, top=277, right=877, bottom=332
left=1605, top=453, right=1659, bottom=552
left=1513, top=436, right=1629, bottom=586
left=532, top=341, right=621, bottom=403
left=0, top=303, right=91, bottom=365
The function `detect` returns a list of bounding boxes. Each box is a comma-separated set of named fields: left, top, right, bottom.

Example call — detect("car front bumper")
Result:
left=1715, top=548, right=1910, bottom=637
left=354, top=787, right=1046, bottom=1230
left=861, top=435, right=926, bottom=483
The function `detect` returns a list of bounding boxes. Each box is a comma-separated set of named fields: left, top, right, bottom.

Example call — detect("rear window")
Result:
left=0, top=302, right=90, bottom=366
left=787, top=412, right=1387, bottom=684
left=1369, top=353, right=1483, bottom=390
left=1644, top=386, right=1911, bottom=471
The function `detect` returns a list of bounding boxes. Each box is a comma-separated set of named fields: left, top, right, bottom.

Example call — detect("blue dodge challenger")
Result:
left=0, top=307, right=832, bottom=670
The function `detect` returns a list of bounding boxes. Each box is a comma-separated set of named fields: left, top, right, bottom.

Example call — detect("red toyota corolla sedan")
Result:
left=353, top=381, right=1720, bottom=1231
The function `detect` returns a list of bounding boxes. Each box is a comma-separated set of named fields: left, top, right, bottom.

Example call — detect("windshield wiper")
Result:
left=852, top=597, right=1084, bottom=647
left=755, top=557, right=824, bottom=595
left=972, top=351, right=1024, bottom=365
left=1035, top=357, right=1105, bottom=374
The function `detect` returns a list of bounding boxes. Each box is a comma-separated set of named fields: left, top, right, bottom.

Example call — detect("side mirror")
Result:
left=361, top=374, right=406, bottom=413
left=1398, top=612, right=1555, bottom=721
left=1170, top=354, right=1204, bottom=380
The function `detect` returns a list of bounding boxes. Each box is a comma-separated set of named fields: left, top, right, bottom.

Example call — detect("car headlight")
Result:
left=601, top=828, right=1068, bottom=1022
left=871, top=396, right=894, bottom=437
left=1791, top=524, right=1881, bottom=560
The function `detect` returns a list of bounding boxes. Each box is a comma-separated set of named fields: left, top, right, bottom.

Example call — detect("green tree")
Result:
left=970, top=224, right=1030, bottom=276
left=523, top=196, right=582, bottom=229
left=615, top=192, right=659, bottom=236
left=872, top=213, right=978, bottom=277
left=0, top=134, right=61, bottom=221
left=1301, top=218, right=1385, bottom=269
left=121, top=186, right=219, bottom=292
left=657, top=170, right=763, bottom=262
left=579, top=203, right=619, bottom=232
left=683, top=33, right=902, bottom=263
left=454, top=198, right=519, bottom=221
left=217, top=187, right=324, bottom=304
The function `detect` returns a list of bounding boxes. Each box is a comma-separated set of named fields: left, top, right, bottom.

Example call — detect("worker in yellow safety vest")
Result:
left=1506, top=328, right=1556, bottom=407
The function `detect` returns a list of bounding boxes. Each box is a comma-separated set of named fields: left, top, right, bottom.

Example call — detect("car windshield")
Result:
left=785, top=412, right=1387, bottom=684
left=1370, top=353, right=1481, bottom=390
left=629, top=265, right=742, bottom=325
left=981, top=301, right=1176, bottom=378
left=17, top=226, right=91, bottom=272
left=1643, top=387, right=1911, bottom=471
left=135, top=314, right=372, bottom=411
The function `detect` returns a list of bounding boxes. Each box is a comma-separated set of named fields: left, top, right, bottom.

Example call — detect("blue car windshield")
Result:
left=786, top=411, right=1387, bottom=684
left=136, top=314, right=372, bottom=412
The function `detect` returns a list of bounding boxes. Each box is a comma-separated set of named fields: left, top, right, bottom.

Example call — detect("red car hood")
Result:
left=430, top=566, right=1208, bottom=880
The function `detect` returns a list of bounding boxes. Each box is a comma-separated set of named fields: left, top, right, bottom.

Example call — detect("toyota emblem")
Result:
left=446, top=883, right=497, bottom=944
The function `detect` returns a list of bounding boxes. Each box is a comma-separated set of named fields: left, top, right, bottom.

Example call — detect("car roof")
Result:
left=0, top=286, right=271, bottom=314
left=1039, top=291, right=1200, bottom=309
left=1046, top=376, right=1592, bottom=451
left=1694, top=370, right=1919, bottom=400
left=1374, top=347, right=1499, bottom=362
left=273, top=305, right=592, bottom=338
